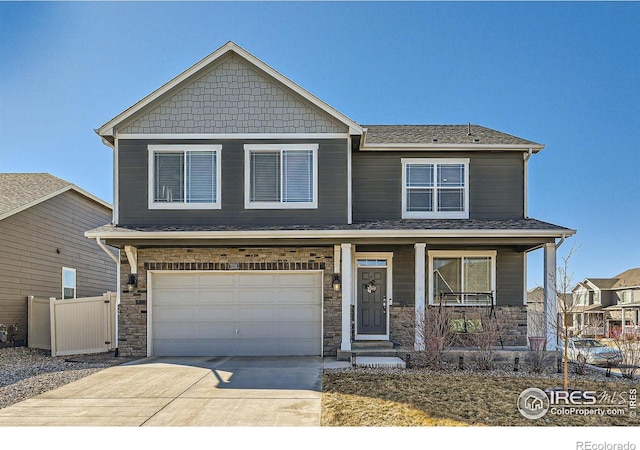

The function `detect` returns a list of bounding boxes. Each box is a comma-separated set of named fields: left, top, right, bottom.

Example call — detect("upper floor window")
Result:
left=62, top=267, right=76, bottom=299
left=244, top=144, right=318, bottom=209
left=401, top=158, right=469, bottom=219
left=148, top=145, right=221, bottom=209
left=621, top=290, right=632, bottom=304
left=574, top=289, right=588, bottom=305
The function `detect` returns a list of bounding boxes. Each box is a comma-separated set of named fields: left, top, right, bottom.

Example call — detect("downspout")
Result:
left=523, top=148, right=533, bottom=219
left=555, top=233, right=567, bottom=250
left=95, top=237, right=120, bottom=355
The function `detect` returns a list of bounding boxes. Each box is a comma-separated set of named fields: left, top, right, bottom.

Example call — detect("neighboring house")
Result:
left=526, top=287, right=572, bottom=339
left=87, top=41, right=575, bottom=358
left=571, top=268, right=640, bottom=337
left=0, top=173, right=117, bottom=346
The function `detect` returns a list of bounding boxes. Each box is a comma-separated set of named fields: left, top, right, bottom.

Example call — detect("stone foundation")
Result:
left=388, top=304, right=528, bottom=349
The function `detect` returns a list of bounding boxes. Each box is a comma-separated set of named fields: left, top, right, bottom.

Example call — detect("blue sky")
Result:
left=1, top=1, right=638, bottom=290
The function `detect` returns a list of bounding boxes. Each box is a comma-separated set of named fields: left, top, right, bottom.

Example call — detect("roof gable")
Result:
left=99, top=42, right=362, bottom=140
left=0, top=173, right=111, bottom=221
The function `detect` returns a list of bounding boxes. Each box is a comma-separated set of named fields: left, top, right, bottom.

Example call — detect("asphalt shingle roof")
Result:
left=362, top=124, right=542, bottom=146
left=612, top=268, right=640, bottom=288
left=87, top=218, right=572, bottom=235
left=0, top=173, right=72, bottom=218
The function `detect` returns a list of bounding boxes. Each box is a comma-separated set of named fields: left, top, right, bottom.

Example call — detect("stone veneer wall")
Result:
left=118, top=246, right=340, bottom=357
left=389, top=305, right=528, bottom=348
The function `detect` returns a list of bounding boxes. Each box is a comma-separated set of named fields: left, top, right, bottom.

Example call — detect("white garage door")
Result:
left=150, top=271, right=323, bottom=356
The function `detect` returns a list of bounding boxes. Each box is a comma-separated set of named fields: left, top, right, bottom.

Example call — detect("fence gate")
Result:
left=28, top=292, right=116, bottom=357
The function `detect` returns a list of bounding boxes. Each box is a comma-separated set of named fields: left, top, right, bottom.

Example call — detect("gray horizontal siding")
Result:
left=495, top=249, right=525, bottom=306
left=354, top=245, right=524, bottom=308
left=117, top=138, right=348, bottom=226
left=0, top=191, right=117, bottom=343
left=352, top=151, right=524, bottom=220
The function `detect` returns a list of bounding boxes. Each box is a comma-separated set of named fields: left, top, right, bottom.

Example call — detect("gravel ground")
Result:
left=0, top=347, right=135, bottom=410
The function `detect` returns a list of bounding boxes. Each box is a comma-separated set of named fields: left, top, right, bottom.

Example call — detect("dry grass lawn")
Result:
left=322, top=370, right=638, bottom=426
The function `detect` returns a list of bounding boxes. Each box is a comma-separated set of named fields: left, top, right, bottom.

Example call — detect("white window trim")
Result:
left=244, top=144, right=318, bottom=209
left=401, top=158, right=470, bottom=219
left=427, top=250, right=496, bottom=306
left=62, top=267, right=76, bottom=300
left=148, top=145, right=222, bottom=210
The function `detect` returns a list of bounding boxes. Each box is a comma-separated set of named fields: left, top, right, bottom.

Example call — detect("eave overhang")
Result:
left=359, top=142, right=545, bottom=153
left=86, top=227, right=575, bottom=241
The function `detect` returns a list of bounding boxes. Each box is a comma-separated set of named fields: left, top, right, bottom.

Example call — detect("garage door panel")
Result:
left=154, top=306, right=198, bottom=322
left=151, top=271, right=322, bottom=356
left=153, top=322, right=236, bottom=340
left=277, top=273, right=320, bottom=287
left=277, top=288, right=320, bottom=305
left=197, top=274, right=235, bottom=286
left=154, top=289, right=200, bottom=306
left=275, top=305, right=320, bottom=321
left=197, top=289, right=235, bottom=304
left=154, top=274, right=198, bottom=288
left=237, top=289, right=277, bottom=304
left=154, top=305, right=237, bottom=322
left=238, top=274, right=276, bottom=287
left=235, top=306, right=277, bottom=321
left=279, top=322, right=321, bottom=338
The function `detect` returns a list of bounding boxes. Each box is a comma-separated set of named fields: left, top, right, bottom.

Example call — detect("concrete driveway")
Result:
left=0, top=356, right=323, bottom=426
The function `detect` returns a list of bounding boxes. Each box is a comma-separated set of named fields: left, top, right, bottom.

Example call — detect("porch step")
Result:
left=336, top=341, right=403, bottom=361
left=353, top=356, right=406, bottom=369
left=351, top=340, right=394, bottom=350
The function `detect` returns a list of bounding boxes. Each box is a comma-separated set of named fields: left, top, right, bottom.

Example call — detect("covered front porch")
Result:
left=604, top=303, right=640, bottom=337
left=333, top=239, right=565, bottom=359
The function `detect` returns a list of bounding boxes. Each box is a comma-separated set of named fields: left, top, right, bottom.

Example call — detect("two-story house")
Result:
left=87, top=41, right=575, bottom=358
left=572, top=268, right=640, bottom=337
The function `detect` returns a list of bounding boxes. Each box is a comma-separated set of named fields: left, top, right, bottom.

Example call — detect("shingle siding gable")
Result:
left=119, top=55, right=347, bottom=135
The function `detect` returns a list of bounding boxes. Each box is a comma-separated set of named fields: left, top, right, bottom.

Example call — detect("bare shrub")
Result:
left=394, top=306, right=453, bottom=368
left=468, top=313, right=501, bottom=370
left=611, top=330, right=640, bottom=379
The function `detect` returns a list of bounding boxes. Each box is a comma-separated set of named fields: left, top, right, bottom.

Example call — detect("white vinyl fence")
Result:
left=28, top=292, right=116, bottom=357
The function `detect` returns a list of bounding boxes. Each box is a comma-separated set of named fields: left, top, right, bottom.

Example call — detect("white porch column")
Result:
left=414, top=243, right=426, bottom=350
left=621, top=308, right=626, bottom=335
left=543, top=242, right=557, bottom=350
left=340, top=243, right=352, bottom=351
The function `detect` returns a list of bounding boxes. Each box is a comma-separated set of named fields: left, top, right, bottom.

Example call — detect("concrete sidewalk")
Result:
left=0, top=356, right=323, bottom=426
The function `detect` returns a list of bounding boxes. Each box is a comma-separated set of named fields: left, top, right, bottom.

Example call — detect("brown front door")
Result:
left=357, top=267, right=387, bottom=335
